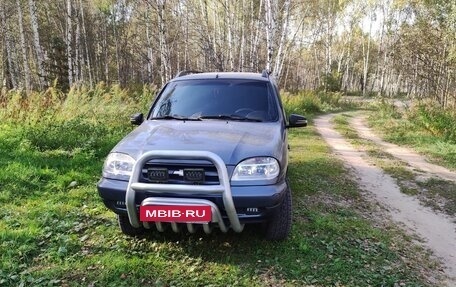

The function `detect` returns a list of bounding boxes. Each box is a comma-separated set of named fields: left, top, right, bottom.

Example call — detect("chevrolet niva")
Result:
left=97, top=70, right=307, bottom=240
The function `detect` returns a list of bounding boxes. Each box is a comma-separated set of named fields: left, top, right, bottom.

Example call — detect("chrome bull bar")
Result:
left=125, top=150, right=244, bottom=233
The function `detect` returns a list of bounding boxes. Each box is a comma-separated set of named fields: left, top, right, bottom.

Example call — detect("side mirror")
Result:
left=287, top=114, right=307, bottom=128
left=130, top=113, right=144, bottom=125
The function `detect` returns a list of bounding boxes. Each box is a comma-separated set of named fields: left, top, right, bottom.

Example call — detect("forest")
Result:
left=0, top=0, right=455, bottom=108
left=1, top=1, right=456, bottom=286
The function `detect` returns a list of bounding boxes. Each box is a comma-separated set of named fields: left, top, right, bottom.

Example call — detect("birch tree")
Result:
left=249, top=0, right=263, bottom=71
left=361, top=10, right=373, bottom=97
left=0, top=2, right=18, bottom=89
left=67, top=0, right=73, bottom=87
left=264, top=0, right=275, bottom=71
left=28, top=0, right=47, bottom=88
left=145, top=8, right=153, bottom=82
left=78, top=0, right=92, bottom=87
left=16, top=0, right=31, bottom=91
left=273, top=0, right=291, bottom=79
left=157, top=0, right=171, bottom=83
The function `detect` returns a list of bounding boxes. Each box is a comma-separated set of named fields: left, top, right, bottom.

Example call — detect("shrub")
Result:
left=282, top=91, right=320, bottom=115
left=320, top=71, right=342, bottom=92
left=0, top=84, right=156, bottom=155
left=282, top=91, right=349, bottom=115
left=0, top=84, right=156, bottom=125
left=372, top=100, right=402, bottom=119
left=409, top=104, right=456, bottom=142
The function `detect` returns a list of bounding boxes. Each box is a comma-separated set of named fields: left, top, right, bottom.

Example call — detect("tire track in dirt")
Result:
left=350, top=115, right=456, bottom=182
left=315, top=114, right=456, bottom=285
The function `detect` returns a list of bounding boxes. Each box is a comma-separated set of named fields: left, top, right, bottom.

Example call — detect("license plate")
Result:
left=140, top=205, right=212, bottom=223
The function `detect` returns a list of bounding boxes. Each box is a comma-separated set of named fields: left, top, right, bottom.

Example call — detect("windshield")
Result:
left=150, top=79, right=279, bottom=122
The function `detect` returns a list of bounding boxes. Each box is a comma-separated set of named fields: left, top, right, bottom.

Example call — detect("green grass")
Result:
left=0, top=89, right=439, bottom=286
left=332, top=113, right=359, bottom=140
left=367, top=102, right=456, bottom=170
left=282, top=91, right=360, bottom=116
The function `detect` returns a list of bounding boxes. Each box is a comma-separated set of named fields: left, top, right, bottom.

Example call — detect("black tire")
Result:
left=117, top=214, right=145, bottom=236
left=264, top=181, right=292, bottom=241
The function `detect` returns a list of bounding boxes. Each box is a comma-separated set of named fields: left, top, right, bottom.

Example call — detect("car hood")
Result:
left=111, top=120, right=285, bottom=165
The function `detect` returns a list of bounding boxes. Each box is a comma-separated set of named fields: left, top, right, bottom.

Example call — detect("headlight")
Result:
left=231, top=157, right=280, bottom=181
left=103, top=153, right=136, bottom=180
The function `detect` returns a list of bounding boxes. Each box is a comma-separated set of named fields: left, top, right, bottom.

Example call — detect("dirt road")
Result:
left=315, top=113, right=456, bottom=285
left=351, top=116, right=456, bottom=182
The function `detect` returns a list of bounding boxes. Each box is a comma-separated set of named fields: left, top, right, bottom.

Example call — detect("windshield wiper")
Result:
left=196, top=115, right=262, bottom=122
left=150, top=115, right=202, bottom=121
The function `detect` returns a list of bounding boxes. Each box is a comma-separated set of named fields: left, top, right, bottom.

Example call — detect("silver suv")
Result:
left=97, top=70, right=307, bottom=240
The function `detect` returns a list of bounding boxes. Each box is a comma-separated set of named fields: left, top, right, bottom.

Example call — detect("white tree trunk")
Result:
left=238, top=0, right=245, bottom=71
left=112, top=6, right=121, bottom=84
left=264, top=0, right=275, bottom=71
left=226, top=0, right=234, bottom=71
left=273, top=0, right=290, bottom=79
left=214, top=1, right=222, bottom=70
left=184, top=7, right=189, bottom=70
left=78, top=0, right=92, bottom=87
left=1, top=3, right=18, bottom=89
left=362, top=9, right=373, bottom=97
left=75, top=17, right=81, bottom=84
left=66, top=0, right=73, bottom=87
left=157, top=0, right=170, bottom=83
left=103, top=25, right=109, bottom=82
left=17, top=0, right=31, bottom=91
left=145, top=8, right=153, bottom=82
left=198, top=0, right=212, bottom=68
left=28, top=0, right=47, bottom=88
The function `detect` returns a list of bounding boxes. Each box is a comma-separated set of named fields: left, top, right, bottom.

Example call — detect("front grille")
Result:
left=140, top=160, right=219, bottom=185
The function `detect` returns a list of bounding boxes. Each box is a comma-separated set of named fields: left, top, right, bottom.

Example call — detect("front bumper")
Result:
left=98, top=150, right=287, bottom=233
left=98, top=177, right=287, bottom=222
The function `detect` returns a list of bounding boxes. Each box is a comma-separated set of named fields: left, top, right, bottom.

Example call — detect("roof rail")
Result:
left=175, top=70, right=203, bottom=78
left=261, top=69, right=271, bottom=78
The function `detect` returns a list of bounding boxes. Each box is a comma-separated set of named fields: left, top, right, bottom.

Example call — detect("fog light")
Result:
left=147, top=168, right=169, bottom=182
left=184, top=169, right=205, bottom=183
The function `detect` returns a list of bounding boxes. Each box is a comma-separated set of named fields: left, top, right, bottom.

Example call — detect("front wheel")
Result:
left=264, top=181, right=292, bottom=241
left=117, top=214, right=145, bottom=236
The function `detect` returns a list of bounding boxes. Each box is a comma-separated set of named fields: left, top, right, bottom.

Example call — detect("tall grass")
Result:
left=0, top=84, right=156, bottom=154
left=369, top=100, right=456, bottom=169
left=411, top=104, right=456, bottom=142
left=0, top=83, right=155, bottom=125
left=282, top=90, right=356, bottom=116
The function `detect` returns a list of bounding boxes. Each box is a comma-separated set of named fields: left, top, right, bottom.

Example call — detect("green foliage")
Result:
left=411, top=104, right=456, bottom=142
left=0, top=83, right=156, bottom=160
left=282, top=90, right=353, bottom=116
left=368, top=100, right=456, bottom=169
left=321, top=71, right=342, bottom=92
left=370, top=100, right=402, bottom=119
left=0, top=84, right=156, bottom=126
